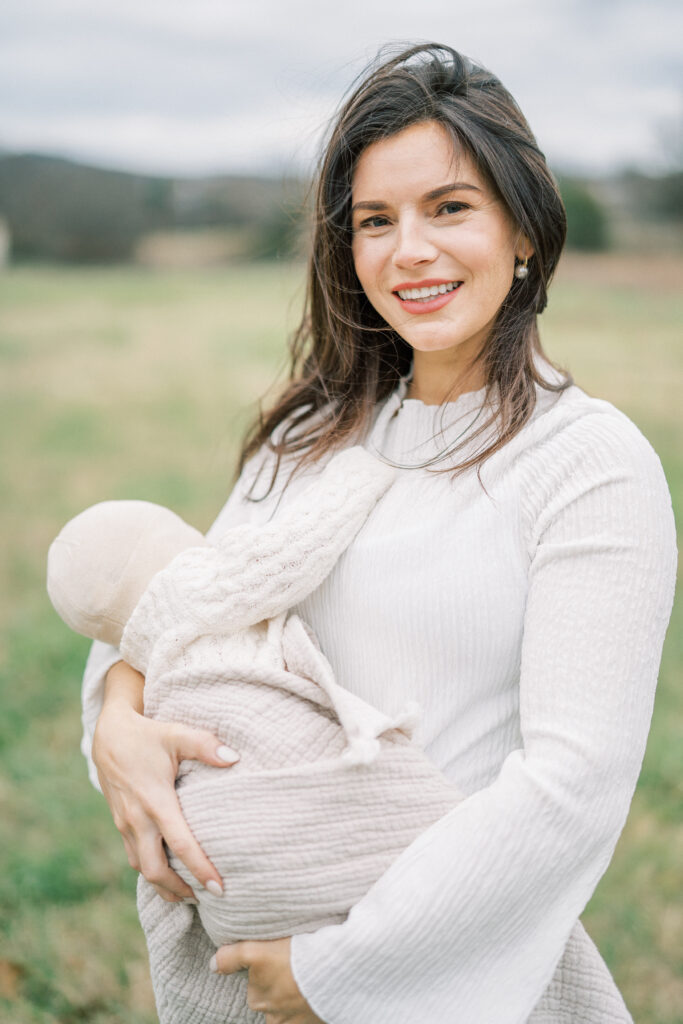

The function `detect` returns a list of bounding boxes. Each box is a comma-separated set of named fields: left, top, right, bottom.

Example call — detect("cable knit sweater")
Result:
left=81, top=370, right=677, bottom=1024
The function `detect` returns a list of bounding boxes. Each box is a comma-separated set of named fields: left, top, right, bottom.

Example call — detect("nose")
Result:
left=391, top=214, right=438, bottom=269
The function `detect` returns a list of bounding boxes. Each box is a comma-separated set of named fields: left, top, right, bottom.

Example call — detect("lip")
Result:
left=393, top=279, right=463, bottom=315
left=392, top=278, right=459, bottom=291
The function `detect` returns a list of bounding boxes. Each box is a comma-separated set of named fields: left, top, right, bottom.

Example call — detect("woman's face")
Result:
left=351, top=120, right=530, bottom=371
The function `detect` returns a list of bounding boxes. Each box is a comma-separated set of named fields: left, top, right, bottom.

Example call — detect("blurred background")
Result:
left=0, top=1, right=681, bottom=1021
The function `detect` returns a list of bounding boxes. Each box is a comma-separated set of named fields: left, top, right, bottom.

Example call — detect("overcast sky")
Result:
left=1, top=0, right=681, bottom=178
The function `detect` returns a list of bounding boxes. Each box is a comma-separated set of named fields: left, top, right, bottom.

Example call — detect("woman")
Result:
left=83, top=43, right=677, bottom=1023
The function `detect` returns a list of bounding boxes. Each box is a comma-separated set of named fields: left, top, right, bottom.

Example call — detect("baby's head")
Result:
left=47, top=500, right=207, bottom=646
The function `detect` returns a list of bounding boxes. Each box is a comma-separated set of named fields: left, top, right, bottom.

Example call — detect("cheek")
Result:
left=473, top=240, right=516, bottom=301
left=352, top=241, right=381, bottom=297
left=352, top=238, right=374, bottom=290
left=467, top=224, right=514, bottom=267
left=463, top=213, right=516, bottom=267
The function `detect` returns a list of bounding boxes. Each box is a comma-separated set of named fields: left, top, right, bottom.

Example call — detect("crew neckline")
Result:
left=367, top=358, right=571, bottom=466
left=366, top=370, right=493, bottom=466
left=395, top=368, right=489, bottom=411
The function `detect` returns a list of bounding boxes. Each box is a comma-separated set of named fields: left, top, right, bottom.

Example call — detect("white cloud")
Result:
left=0, top=0, right=680, bottom=175
left=0, top=97, right=333, bottom=176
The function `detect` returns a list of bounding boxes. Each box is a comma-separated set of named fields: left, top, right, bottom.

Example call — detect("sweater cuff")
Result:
left=81, top=640, right=123, bottom=793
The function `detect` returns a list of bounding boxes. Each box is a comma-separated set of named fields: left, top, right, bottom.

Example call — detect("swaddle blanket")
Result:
left=121, top=447, right=631, bottom=1023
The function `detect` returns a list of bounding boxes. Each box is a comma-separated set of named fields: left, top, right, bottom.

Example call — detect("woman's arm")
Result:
left=287, top=412, right=677, bottom=1024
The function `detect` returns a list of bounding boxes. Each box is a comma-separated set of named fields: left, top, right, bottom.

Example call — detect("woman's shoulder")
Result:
left=513, top=380, right=675, bottom=545
left=522, top=379, right=664, bottom=475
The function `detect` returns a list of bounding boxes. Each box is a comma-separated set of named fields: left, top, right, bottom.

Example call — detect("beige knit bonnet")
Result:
left=47, top=500, right=207, bottom=646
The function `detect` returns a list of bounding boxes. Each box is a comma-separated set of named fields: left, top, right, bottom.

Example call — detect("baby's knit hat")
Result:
left=47, top=500, right=207, bottom=646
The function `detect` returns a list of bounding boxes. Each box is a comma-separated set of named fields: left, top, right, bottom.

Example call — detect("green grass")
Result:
left=0, top=256, right=681, bottom=1022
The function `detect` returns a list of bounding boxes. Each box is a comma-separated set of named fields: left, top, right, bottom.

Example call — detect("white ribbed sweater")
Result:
left=82, top=372, right=677, bottom=1024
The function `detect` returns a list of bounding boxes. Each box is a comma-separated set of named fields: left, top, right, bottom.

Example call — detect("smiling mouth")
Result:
left=395, top=281, right=462, bottom=302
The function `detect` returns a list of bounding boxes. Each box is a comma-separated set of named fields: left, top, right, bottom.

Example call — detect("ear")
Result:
left=515, top=234, right=534, bottom=262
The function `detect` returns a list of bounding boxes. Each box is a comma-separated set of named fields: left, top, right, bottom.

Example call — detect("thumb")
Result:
left=163, top=723, right=240, bottom=767
left=211, top=941, right=255, bottom=975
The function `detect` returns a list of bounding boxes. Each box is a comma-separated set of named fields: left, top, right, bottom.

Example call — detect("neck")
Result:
left=406, top=352, right=486, bottom=406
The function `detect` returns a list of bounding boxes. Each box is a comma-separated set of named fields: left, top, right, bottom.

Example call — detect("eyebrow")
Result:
left=351, top=181, right=482, bottom=214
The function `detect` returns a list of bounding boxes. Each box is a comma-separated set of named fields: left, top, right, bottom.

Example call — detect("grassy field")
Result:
left=0, top=255, right=681, bottom=1023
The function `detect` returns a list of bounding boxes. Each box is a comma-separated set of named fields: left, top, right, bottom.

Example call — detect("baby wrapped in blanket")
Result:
left=48, top=448, right=629, bottom=1024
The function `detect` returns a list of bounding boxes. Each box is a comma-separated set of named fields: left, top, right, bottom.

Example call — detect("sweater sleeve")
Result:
left=289, top=411, right=678, bottom=1024
left=80, top=456, right=262, bottom=792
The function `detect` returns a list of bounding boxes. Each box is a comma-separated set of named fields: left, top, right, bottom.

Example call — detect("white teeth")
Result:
left=396, top=281, right=461, bottom=301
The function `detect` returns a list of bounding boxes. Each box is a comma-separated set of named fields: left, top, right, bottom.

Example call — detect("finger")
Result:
left=210, top=941, right=256, bottom=975
left=151, top=882, right=187, bottom=903
left=163, top=723, right=240, bottom=769
left=121, top=818, right=193, bottom=899
left=246, top=988, right=268, bottom=1014
left=121, top=833, right=140, bottom=872
left=136, top=827, right=196, bottom=900
left=122, top=830, right=185, bottom=902
left=152, top=793, right=225, bottom=895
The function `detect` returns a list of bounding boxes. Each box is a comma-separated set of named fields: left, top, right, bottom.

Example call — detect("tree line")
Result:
left=0, top=152, right=680, bottom=264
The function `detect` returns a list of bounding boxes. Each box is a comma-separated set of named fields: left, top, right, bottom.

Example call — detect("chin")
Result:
left=400, top=331, right=474, bottom=356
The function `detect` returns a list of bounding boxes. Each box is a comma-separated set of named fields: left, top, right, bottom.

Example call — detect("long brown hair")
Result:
left=237, top=42, right=571, bottom=494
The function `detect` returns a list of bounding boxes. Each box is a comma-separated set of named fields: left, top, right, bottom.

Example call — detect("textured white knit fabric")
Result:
left=81, top=369, right=677, bottom=1024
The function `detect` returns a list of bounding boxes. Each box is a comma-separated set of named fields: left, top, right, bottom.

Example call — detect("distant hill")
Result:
left=0, top=152, right=306, bottom=262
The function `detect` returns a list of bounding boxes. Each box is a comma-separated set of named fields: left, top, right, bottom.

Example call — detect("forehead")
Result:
left=352, top=121, right=484, bottom=197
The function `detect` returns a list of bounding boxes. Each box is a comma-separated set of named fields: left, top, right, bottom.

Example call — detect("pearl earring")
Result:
left=514, top=258, right=529, bottom=280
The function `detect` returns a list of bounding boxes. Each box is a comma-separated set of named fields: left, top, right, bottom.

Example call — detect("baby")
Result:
left=48, top=447, right=625, bottom=1024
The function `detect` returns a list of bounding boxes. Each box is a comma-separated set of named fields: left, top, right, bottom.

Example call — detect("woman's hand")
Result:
left=92, top=660, right=239, bottom=902
left=211, top=938, right=325, bottom=1024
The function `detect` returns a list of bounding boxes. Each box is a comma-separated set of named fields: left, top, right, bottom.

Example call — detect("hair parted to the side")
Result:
left=237, top=42, right=571, bottom=496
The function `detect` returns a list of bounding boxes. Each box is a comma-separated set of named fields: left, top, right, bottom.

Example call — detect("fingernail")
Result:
left=216, top=745, right=240, bottom=763
left=183, top=897, right=199, bottom=906
left=206, top=879, right=223, bottom=896
left=209, top=954, right=218, bottom=973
